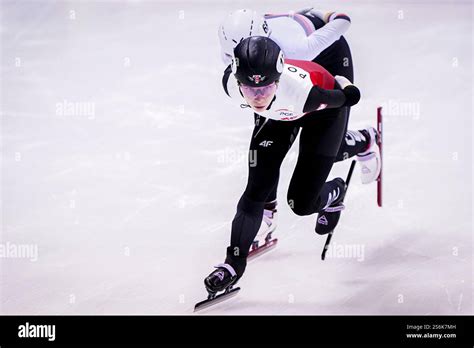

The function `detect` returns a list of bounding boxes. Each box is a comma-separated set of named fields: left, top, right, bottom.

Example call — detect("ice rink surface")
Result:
left=1, top=0, right=472, bottom=314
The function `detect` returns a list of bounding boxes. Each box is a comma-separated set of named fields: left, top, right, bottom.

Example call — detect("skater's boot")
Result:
left=315, top=178, right=346, bottom=235
left=204, top=244, right=248, bottom=295
left=357, top=127, right=381, bottom=184
left=204, top=263, right=238, bottom=295
left=252, top=200, right=277, bottom=251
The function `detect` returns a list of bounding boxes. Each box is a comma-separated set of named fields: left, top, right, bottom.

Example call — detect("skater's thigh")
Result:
left=287, top=108, right=347, bottom=211
left=245, top=115, right=299, bottom=202
left=299, top=108, right=348, bottom=157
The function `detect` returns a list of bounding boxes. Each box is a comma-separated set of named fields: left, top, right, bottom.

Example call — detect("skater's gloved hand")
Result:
left=335, top=75, right=360, bottom=107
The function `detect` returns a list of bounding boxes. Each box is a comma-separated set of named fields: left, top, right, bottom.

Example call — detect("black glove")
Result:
left=342, top=85, right=360, bottom=107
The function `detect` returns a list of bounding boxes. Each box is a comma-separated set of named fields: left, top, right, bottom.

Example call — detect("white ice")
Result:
left=0, top=0, right=472, bottom=314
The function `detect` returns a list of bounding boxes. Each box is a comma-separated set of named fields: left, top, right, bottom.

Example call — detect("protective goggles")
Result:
left=239, top=82, right=277, bottom=99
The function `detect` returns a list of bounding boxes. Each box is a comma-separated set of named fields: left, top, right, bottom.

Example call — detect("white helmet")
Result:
left=218, top=9, right=271, bottom=63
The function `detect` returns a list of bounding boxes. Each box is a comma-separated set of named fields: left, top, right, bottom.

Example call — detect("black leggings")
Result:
left=224, top=16, right=361, bottom=275
left=226, top=107, right=349, bottom=276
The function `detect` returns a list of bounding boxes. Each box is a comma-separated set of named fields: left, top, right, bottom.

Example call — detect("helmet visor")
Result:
left=240, top=82, right=277, bottom=99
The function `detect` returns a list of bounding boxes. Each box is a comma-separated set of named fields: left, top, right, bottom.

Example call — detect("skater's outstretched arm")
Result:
left=263, top=10, right=351, bottom=62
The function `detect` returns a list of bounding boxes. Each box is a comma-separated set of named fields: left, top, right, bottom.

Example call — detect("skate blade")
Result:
left=321, top=231, right=334, bottom=260
left=194, top=287, right=241, bottom=313
left=248, top=238, right=278, bottom=261
left=377, top=106, right=383, bottom=207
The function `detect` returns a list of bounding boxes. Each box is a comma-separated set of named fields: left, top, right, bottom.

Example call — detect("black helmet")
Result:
left=232, top=36, right=284, bottom=87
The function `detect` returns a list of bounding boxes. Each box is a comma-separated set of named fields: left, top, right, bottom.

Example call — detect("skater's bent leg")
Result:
left=287, top=108, right=347, bottom=216
left=288, top=159, right=346, bottom=215
left=226, top=117, right=298, bottom=277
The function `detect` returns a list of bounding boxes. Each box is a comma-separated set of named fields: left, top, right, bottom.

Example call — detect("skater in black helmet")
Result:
left=201, top=36, right=362, bottom=300
left=217, top=8, right=381, bottom=250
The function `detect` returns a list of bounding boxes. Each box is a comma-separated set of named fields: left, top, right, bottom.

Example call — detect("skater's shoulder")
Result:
left=278, top=60, right=322, bottom=99
left=283, top=59, right=334, bottom=88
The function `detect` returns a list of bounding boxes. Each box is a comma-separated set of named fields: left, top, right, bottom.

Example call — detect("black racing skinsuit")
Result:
left=223, top=15, right=364, bottom=278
